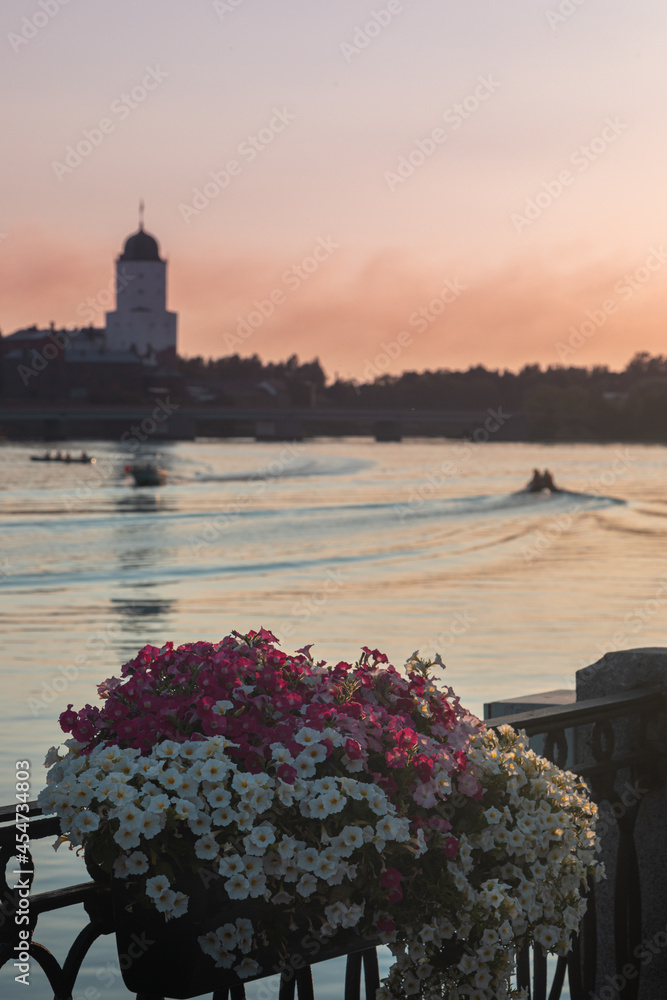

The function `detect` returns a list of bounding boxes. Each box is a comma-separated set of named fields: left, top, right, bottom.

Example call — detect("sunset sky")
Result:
left=3, top=0, right=667, bottom=379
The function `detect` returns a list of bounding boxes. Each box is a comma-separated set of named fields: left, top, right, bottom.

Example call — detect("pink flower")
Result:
left=444, top=836, right=459, bottom=858
left=414, top=754, right=434, bottom=781
left=59, top=705, right=78, bottom=732
left=345, top=739, right=363, bottom=760
left=277, top=763, right=297, bottom=784
left=396, top=728, right=419, bottom=750
left=385, top=748, right=407, bottom=769
left=380, top=867, right=404, bottom=903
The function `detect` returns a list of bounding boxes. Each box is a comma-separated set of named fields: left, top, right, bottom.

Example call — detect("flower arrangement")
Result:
left=40, top=629, right=601, bottom=1000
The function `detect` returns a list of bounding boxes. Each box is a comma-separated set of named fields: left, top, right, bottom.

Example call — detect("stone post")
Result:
left=576, top=648, right=667, bottom=1000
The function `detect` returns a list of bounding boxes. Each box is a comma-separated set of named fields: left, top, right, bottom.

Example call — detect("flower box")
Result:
left=106, top=861, right=379, bottom=998
left=41, top=630, right=602, bottom=1000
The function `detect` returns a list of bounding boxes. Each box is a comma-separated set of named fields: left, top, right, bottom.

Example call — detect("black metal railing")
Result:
left=488, top=685, right=665, bottom=1000
left=1, top=685, right=663, bottom=1000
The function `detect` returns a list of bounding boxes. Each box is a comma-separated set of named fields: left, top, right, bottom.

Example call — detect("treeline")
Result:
left=178, top=351, right=667, bottom=441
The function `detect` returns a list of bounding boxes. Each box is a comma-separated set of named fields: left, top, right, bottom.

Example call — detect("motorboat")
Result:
left=125, top=462, right=167, bottom=487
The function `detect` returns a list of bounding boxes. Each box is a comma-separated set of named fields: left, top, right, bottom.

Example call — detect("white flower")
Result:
left=241, top=855, right=263, bottom=877
left=296, top=847, right=319, bottom=872
left=219, top=854, right=245, bottom=877
left=302, top=743, right=327, bottom=764
left=200, top=758, right=230, bottom=782
left=313, top=856, right=338, bottom=879
left=178, top=741, right=204, bottom=761
left=216, top=923, right=239, bottom=949
left=247, top=787, right=273, bottom=813
left=155, top=740, right=182, bottom=760
left=44, top=746, right=61, bottom=767
left=235, top=917, right=253, bottom=952
left=276, top=836, right=301, bottom=861
left=212, top=945, right=235, bottom=969
left=113, top=824, right=141, bottom=849
left=457, top=953, right=476, bottom=974
left=124, top=851, right=149, bottom=874
left=246, top=872, right=267, bottom=897
left=146, top=874, right=171, bottom=898
left=294, top=754, right=317, bottom=779
left=144, top=793, right=171, bottom=814
left=211, top=805, right=237, bottom=826
left=367, top=791, right=390, bottom=815
left=166, top=891, right=189, bottom=919
left=113, top=855, right=130, bottom=878
left=137, top=809, right=165, bottom=840
left=243, top=825, right=276, bottom=855
left=270, top=744, right=294, bottom=765
left=235, top=807, right=255, bottom=832
left=187, top=812, right=212, bottom=835
left=484, top=805, right=503, bottom=825
left=70, top=782, right=94, bottom=807
left=296, top=873, right=318, bottom=897
left=408, top=941, right=426, bottom=962
left=172, top=798, right=197, bottom=822
left=294, top=726, right=322, bottom=746
left=339, top=825, right=364, bottom=852
left=234, top=958, right=260, bottom=979
left=212, top=700, right=233, bottom=714
left=194, top=834, right=219, bottom=860
left=153, top=888, right=177, bottom=913
left=205, top=786, right=232, bottom=808
left=70, top=810, right=100, bottom=837
left=199, top=930, right=219, bottom=957
left=106, top=784, right=138, bottom=808
left=225, top=874, right=250, bottom=900
left=232, top=773, right=256, bottom=796
left=159, top=767, right=184, bottom=793
left=402, top=972, right=421, bottom=995
left=114, top=803, right=143, bottom=829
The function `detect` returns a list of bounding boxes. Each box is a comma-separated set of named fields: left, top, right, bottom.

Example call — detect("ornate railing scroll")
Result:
left=489, top=685, right=666, bottom=1000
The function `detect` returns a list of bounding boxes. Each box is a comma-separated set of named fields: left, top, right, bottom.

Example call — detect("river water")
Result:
left=2, top=436, right=666, bottom=999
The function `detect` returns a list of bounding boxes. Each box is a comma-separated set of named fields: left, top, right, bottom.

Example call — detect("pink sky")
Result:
left=2, top=0, right=667, bottom=379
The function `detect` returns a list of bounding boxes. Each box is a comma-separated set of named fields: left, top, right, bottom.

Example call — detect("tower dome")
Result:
left=119, top=225, right=162, bottom=262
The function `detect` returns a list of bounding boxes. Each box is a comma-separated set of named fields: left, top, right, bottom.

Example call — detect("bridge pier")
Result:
left=255, top=418, right=303, bottom=442
left=373, top=420, right=402, bottom=442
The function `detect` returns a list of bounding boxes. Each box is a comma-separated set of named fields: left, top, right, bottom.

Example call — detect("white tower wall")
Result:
left=104, top=226, right=177, bottom=357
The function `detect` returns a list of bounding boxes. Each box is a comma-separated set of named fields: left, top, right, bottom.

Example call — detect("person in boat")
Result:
left=527, top=469, right=542, bottom=492
left=55, top=451, right=62, bottom=460
left=43, top=451, right=52, bottom=460
left=541, top=469, right=558, bottom=492
left=80, top=451, right=88, bottom=461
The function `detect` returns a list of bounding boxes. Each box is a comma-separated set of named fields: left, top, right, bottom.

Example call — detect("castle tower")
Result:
left=105, top=211, right=177, bottom=359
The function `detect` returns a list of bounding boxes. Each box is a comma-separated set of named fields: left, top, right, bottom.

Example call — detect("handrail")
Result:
left=486, top=684, right=663, bottom=735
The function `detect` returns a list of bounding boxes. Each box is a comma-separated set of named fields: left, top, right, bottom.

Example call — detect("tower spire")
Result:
left=138, top=199, right=145, bottom=230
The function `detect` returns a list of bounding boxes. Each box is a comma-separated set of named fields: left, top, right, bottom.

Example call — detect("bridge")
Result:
left=0, top=405, right=524, bottom=442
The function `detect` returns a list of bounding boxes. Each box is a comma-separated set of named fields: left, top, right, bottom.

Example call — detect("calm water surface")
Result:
left=2, top=437, right=667, bottom=999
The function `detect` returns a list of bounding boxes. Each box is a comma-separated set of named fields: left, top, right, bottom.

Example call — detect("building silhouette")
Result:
left=105, top=218, right=177, bottom=361
left=1, top=214, right=179, bottom=401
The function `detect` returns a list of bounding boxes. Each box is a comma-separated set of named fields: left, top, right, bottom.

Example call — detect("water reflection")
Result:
left=114, top=491, right=172, bottom=514
left=112, top=596, right=175, bottom=625
left=111, top=596, right=176, bottom=661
